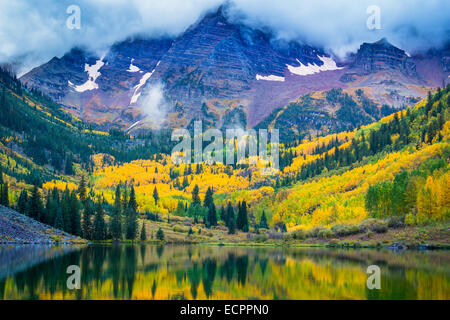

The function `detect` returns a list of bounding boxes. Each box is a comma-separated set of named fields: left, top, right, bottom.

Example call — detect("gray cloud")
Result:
left=227, top=0, right=450, bottom=57
left=0, top=0, right=223, bottom=74
left=0, top=0, right=448, bottom=75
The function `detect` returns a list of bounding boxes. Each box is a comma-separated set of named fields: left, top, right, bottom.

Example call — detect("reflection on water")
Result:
left=0, top=244, right=449, bottom=300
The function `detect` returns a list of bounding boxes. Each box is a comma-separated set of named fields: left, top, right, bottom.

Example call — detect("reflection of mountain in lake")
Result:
left=0, top=245, right=448, bottom=300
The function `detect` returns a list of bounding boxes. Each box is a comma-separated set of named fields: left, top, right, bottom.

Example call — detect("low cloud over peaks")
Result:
left=227, top=0, right=450, bottom=57
left=0, top=0, right=448, bottom=74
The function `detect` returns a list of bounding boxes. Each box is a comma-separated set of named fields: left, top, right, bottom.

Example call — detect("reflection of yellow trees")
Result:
left=3, top=246, right=449, bottom=300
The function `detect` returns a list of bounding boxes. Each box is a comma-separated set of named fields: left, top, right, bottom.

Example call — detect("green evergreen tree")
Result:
left=226, top=202, right=236, bottom=234
left=65, top=156, right=74, bottom=175
left=128, top=185, right=138, bottom=212
left=192, top=184, right=201, bottom=205
left=29, top=185, right=43, bottom=221
left=70, top=191, right=82, bottom=236
left=156, top=227, right=165, bottom=241
left=236, top=200, right=249, bottom=232
left=61, top=187, right=71, bottom=232
left=93, top=199, right=107, bottom=240
left=17, top=189, right=28, bottom=215
left=140, top=222, right=147, bottom=241
left=220, top=206, right=226, bottom=222
left=153, top=186, right=159, bottom=205
left=82, top=200, right=94, bottom=240
left=125, top=207, right=138, bottom=240
left=54, top=207, right=64, bottom=230
left=109, top=185, right=123, bottom=240
left=203, top=187, right=217, bottom=227
left=259, top=210, right=269, bottom=229
left=175, top=200, right=185, bottom=216
left=121, top=187, right=129, bottom=210
left=1, top=182, right=9, bottom=207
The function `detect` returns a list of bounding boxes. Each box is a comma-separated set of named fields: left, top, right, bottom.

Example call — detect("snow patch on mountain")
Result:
left=125, top=120, right=142, bottom=132
left=256, top=74, right=285, bottom=82
left=129, top=61, right=162, bottom=105
left=69, top=56, right=105, bottom=92
left=287, top=56, right=344, bottom=76
left=127, top=59, right=140, bottom=72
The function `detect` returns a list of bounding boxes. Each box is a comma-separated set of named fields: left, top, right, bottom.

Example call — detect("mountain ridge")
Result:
left=20, top=9, right=449, bottom=133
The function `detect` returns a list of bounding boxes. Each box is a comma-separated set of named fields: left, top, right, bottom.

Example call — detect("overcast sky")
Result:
left=0, top=0, right=448, bottom=74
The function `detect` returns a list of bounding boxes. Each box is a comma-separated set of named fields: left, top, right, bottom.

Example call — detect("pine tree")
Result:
left=220, top=206, right=226, bottom=222
left=70, top=191, right=82, bottom=236
left=82, top=200, right=94, bottom=240
left=0, top=86, right=6, bottom=108
left=156, top=227, right=165, bottom=241
left=259, top=210, right=269, bottom=229
left=182, top=176, right=189, bottom=189
left=203, top=187, right=217, bottom=227
left=17, top=189, right=28, bottom=215
left=121, top=187, right=129, bottom=210
left=61, top=187, right=71, bottom=232
left=226, top=202, right=236, bottom=234
left=175, top=200, right=185, bottom=216
left=236, top=200, right=249, bottom=232
left=128, top=185, right=138, bottom=212
left=203, top=187, right=213, bottom=208
left=29, top=185, right=43, bottom=221
left=192, top=185, right=201, bottom=205
left=54, top=207, right=64, bottom=230
left=65, top=156, right=74, bottom=175
left=153, top=186, right=159, bottom=205
left=140, top=222, right=147, bottom=241
left=1, top=182, right=9, bottom=207
left=109, top=185, right=123, bottom=240
left=207, top=204, right=217, bottom=228
left=93, top=199, right=107, bottom=240
left=125, top=207, right=138, bottom=240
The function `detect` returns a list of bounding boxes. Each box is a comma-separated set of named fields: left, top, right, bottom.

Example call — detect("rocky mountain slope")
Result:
left=0, top=206, right=83, bottom=244
left=20, top=7, right=450, bottom=132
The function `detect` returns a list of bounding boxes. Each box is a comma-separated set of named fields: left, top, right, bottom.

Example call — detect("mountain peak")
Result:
left=374, top=37, right=392, bottom=47
left=354, top=38, right=416, bottom=75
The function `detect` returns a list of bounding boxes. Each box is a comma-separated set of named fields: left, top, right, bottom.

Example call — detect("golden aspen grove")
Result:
left=16, top=85, right=446, bottom=246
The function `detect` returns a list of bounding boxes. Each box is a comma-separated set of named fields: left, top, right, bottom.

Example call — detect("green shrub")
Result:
left=173, top=225, right=189, bottom=233
left=307, top=226, right=327, bottom=238
left=359, top=219, right=388, bottom=233
left=283, top=233, right=294, bottom=241
left=331, top=224, right=361, bottom=236
left=292, top=229, right=306, bottom=240
left=254, top=234, right=268, bottom=242
left=387, top=216, right=405, bottom=228
left=317, top=228, right=334, bottom=239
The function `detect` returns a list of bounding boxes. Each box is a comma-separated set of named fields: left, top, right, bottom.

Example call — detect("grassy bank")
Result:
left=94, top=217, right=450, bottom=250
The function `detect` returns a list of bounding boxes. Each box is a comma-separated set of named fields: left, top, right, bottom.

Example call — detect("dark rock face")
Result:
left=19, top=7, right=335, bottom=128
left=21, top=48, right=87, bottom=100
left=353, top=38, right=416, bottom=75
left=150, top=8, right=325, bottom=118
left=20, top=9, right=447, bottom=131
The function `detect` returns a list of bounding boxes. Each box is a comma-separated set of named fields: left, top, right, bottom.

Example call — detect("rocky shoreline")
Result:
left=0, top=205, right=84, bottom=244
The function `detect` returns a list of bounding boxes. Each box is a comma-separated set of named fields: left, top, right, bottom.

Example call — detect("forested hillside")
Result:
left=0, top=64, right=449, bottom=242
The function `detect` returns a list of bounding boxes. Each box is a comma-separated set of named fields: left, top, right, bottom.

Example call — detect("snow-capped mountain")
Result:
left=20, top=7, right=449, bottom=131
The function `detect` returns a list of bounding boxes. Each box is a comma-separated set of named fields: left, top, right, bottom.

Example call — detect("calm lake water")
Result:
left=0, top=244, right=449, bottom=300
